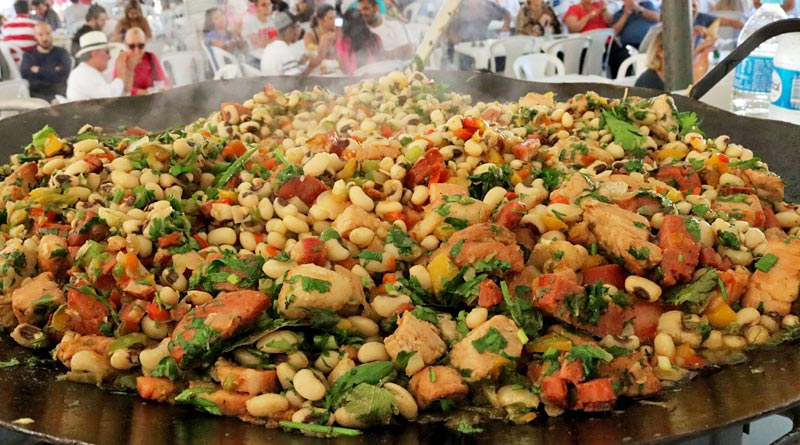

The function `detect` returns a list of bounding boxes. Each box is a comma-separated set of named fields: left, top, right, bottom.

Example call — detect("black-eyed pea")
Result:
left=372, top=294, right=412, bottom=318
left=745, top=325, right=770, bottom=345
left=10, top=324, right=46, bottom=349
left=357, top=342, right=390, bottom=363
left=232, top=348, right=262, bottom=367
left=497, top=385, right=539, bottom=409
left=348, top=316, right=379, bottom=338
left=266, top=232, right=287, bottom=249
left=384, top=382, right=418, bottom=420
left=285, top=388, right=306, bottom=408
left=625, top=276, right=661, bottom=302
left=109, top=348, right=140, bottom=370
left=328, top=357, right=356, bottom=385
left=287, top=351, right=309, bottom=369
left=185, top=290, right=213, bottom=306
left=348, top=186, right=374, bottom=212
left=158, top=286, right=179, bottom=306
left=735, top=307, right=760, bottom=326
left=293, top=369, right=327, bottom=401
left=349, top=227, right=375, bottom=247
left=70, top=350, right=110, bottom=381
left=679, top=331, right=702, bottom=348
left=723, top=335, right=747, bottom=349
left=782, top=314, right=800, bottom=328
left=208, top=227, right=237, bottom=246
left=141, top=315, right=170, bottom=340
left=246, top=393, right=290, bottom=418
left=420, top=234, right=439, bottom=251
left=334, top=407, right=366, bottom=428
left=657, top=310, right=683, bottom=336
left=466, top=307, right=488, bottom=330
left=315, top=350, right=341, bottom=373
left=759, top=315, right=780, bottom=334
left=276, top=362, right=297, bottom=390
left=606, top=143, right=625, bottom=159
left=654, top=332, right=675, bottom=359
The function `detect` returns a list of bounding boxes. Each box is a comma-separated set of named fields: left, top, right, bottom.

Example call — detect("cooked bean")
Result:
left=246, top=393, right=289, bottom=418
left=292, top=369, right=327, bottom=401
left=357, top=342, right=390, bottom=363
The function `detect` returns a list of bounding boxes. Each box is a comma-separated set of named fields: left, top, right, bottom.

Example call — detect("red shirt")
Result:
left=565, top=2, right=609, bottom=32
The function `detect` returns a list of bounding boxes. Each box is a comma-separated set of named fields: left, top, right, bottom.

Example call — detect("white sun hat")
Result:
left=75, top=31, right=125, bottom=58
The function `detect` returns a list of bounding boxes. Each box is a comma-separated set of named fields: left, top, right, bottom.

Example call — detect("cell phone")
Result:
left=335, top=17, right=343, bottom=27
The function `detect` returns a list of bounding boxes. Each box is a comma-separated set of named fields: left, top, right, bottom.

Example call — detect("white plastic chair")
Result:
left=489, top=36, right=539, bottom=78
left=204, top=44, right=240, bottom=76
left=241, top=62, right=263, bottom=77
left=160, top=51, right=206, bottom=86
left=513, top=53, right=566, bottom=80
left=543, top=36, right=591, bottom=75
left=0, top=42, right=22, bottom=79
left=213, top=63, right=242, bottom=80
left=582, top=28, right=615, bottom=76
left=615, top=53, right=648, bottom=80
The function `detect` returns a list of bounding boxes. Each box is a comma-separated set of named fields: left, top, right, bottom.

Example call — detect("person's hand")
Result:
left=31, top=66, right=39, bottom=73
left=693, top=25, right=707, bottom=37
left=127, top=51, right=142, bottom=70
left=539, top=13, right=552, bottom=27
left=695, top=35, right=717, bottom=53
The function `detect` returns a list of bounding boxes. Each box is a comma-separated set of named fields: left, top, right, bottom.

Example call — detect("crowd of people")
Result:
left=0, top=0, right=798, bottom=105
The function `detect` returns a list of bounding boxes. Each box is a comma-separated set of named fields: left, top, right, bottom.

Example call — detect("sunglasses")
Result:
left=128, top=43, right=145, bottom=49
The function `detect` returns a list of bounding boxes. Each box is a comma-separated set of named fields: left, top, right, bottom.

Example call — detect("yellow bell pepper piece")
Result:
left=655, top=144, right=689, bottom=162
left=705, top=299, right=737, bottom=328
left=541, top=214, right=568, bottom=231
left=527, top=333, right=573, bottom=353
left=427, top=253, right=459, bottom=295
left=218, top=189, right=237, bottom=202
left=485, top=148, right=503, bottom=165
left=338, top=158, right=357, bottom=179
left=44, top=133, right=64, bottom=157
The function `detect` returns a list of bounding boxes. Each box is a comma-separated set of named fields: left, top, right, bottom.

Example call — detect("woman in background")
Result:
left=516, top=0, right=562, bottom=36
left=335, top=9, right=382, bottom=75
left=111, top=0, right=152, bottom=42
left=203, top=7, right=244, bottom=54
left=635, top=28, right=664, bottom=90
left=304, top=4, right=338, bottom=73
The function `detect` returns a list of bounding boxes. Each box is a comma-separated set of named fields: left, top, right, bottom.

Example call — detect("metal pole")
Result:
left=662, top=0, right=694, bottom=91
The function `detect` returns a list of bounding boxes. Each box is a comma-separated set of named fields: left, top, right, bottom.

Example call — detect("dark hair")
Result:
left=31, top=0, right=46, bottom=7
left=311, top=4, right=335, bottom=28
left=13, top=0, right=28, bottom=14
left=358, top=0, right=378, bottom=5
left=272, top=0, right=289, bottom=12
left=342, top=9, right=380, bottom=65
left=124, top=0, right=141, bottom=13
left=203, top=7, right=220, bottom=33
left=86, top=3, right=106, bottom=21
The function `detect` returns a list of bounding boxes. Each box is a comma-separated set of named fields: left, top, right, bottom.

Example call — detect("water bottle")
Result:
left=730, top=0, right=787, bottom=118
left=769, top=33, right=800, bottom=125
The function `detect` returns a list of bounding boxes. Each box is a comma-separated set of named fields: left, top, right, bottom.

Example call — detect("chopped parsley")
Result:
left=385, top=226, right=416, bottom=256
left=718, top=231, right=741, bottom=249
left=289, top=275, right=332, bottom=293
left=471, top=327, right=508, bottom=354
left=564, top=344, right=613, bottom=378
left=627, top=246, right=650, bottom=260
left=684, top=217, right=701, bottom=241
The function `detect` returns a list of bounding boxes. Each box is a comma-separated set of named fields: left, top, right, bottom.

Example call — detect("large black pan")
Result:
left=1, top=71, right=800, bottom=445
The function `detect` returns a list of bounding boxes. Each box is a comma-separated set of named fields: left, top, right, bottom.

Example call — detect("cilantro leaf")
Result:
left=471, top=327, right=508, bottom=354
left=602, top=110, right=645, bottom=152
left=664, top=269, right=718, bottom=313
left=678, top=111, right=704, bottom=138
left=564, top=344, right=613, bottom=378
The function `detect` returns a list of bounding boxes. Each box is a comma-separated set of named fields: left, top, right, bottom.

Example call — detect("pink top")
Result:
left=335, top=36, right=382, bottom=76
left=565, top=2, right=609, bottom=32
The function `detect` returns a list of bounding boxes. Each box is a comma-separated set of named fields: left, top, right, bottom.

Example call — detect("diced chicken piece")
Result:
left=740, top=168, right=784, bottom=202
left=0, top=239, right=37, bottom=295
left=581, top=199, right=662, bottom=275
left=11, top=272, right=65, bottom=325
left=408, top=366, right=469, bottom=409
left=568, top=221, right=597, bottom=246
left=428, top=182, right=469, bottom=206
left=54, top=331, right=114, bottom=365
left=432, top=223, right=525, bottom=273
left=519, top=92, right=554, bottom=109
left=530, top=240, right=588, bottom=274
left=712, top=194, right=765, bottom=228
left=137, top=376, right=177, bottom=402
left=0, top=162, right=37, bottom=201
left=550, top=174, right=589, bottom=204
left=384, top=312, right=446, bottom=366
left=647, top=95, right=679, bottom=140
left=214, top=359, right=280, bottom=394
left=449, top=315, right=522, bottom=382
left=743, top=238, right=800, bottom=315
left=357, top=142, right=401, bottom=161
left=658, top=215, right=701, bottom=287
left=278, top=264, right=365, bottom=319
left=332, top=205, right=387, bottom=238
left=37, top=234, right=70, bottom=276
left=597, top=352, right=661, bottom=398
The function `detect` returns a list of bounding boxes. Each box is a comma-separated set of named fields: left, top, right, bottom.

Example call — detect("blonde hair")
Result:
left=646, top=29, right=664, bottom=72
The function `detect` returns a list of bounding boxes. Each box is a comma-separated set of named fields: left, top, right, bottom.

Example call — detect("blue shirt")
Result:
left=613, top=1, right=659, bottom=48
left=693, top=12, right=717, bottom=47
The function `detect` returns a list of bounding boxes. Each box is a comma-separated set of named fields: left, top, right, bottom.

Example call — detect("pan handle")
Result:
left=689, top=18, right=800, bottom=101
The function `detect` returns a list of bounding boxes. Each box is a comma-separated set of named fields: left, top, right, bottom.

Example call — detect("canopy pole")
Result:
left=662, top=0, right=694, bottom=91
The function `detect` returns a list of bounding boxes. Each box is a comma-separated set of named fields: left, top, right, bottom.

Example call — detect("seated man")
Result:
left=260, top=12, right=305, bottom=75
left=242, top=0, right=278, bottom=62
left=21, top=22, right=71, bottom=102
left=358, top=0, right=413, bottom=60
left=66, top=31, right=134, bottom=101
left=71, top=4, right=108, bottom=56
left=609, top=0, right=660, bottom=77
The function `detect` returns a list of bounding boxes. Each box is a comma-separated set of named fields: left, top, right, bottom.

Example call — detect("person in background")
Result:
left=294, top=0, right=315, bottom=22
left=31, top=0, right=61, bottom=30
left=114, top=27, right=169, bottom=96
left=494, top=0, right=521, bottom=17
left=241, top=0, right=277, bottom=61
left=635, top=27, right=664, bottom=89
left=564, top=0, right=613, bottom=33
left=2, top=0, right=39, bottom=58
left=693, top=0, right=742, bottom=47
left=71, top=4, right=107, bottom=55
left=446, top=0, right=510, bottom=70
left=609, top=0, right=660, bottom=77
left=336, top=8, right=382, bottom=75
left=111, top=0, right=152, bottom=42
left=67, top=30, right=133, bottom=100
left=204, top=7, right=245, bottom=54
left=712, top=0, right=751, bottom=12
left=751, top=0, right=796, bottom=14
left=303, top=4, right=337, bottom=72
left=63, top=0, right=90, bottom=32
left=516, top=0, right=562, bottom=36
left=358, top=0, right=412, bottom=59
left=21, top=22, right=71, bottom=102
left=260, top=11, right=305, bottom=75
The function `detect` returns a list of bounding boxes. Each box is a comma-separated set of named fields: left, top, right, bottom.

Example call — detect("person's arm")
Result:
left=639, top=2, right=660, bottom=22
left=111, top=21, right=124, bottom=42
left=564, top=8, right=595, bottom=33
left=719, top=16, right=744, bottom=29
left=141, top=19, right=152, bottom=40
left=611, top=10, right=629, bottom=35
left=19, top=53, right=36, bottom=79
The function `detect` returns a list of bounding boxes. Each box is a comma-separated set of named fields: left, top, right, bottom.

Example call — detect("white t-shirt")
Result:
left=63, top=4, right=90, bottom=31
left=66, top=62, right=124, bottom=101
left=241, top=13, right=274, bottom=58
left=370, top=18, right=412, bottom=53
left=260, top=40, right=301, bottom=75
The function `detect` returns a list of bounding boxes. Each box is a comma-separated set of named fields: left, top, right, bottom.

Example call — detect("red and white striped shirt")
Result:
left=2, top=14, right=38, bottom=62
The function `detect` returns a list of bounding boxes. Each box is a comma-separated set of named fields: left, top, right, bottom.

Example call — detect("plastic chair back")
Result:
left=582, top=28, right=615, bottom=76
left=543, top=36, right=591, bottom=74
left=0, top=42, right=22, bottom=80
left=513, top=53, right=566, bottom=80
left=489, top=36, right=538, bottom=77
left=615, top=53, right=648, bottom=80
left=213, top=63, right=242, bottom=80
left=161, top=51, right=206, bottom=86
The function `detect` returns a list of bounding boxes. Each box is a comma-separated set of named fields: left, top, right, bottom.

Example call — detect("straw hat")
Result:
left=75, top=31, right=124, bottom=58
